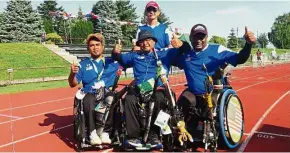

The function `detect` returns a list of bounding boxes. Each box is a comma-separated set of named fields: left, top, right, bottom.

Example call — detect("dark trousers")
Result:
left=177, top=89, right=218, bottom=133
left=83, top=93, right=98, bottom=134
left=125, top=87, right=167, bottom=139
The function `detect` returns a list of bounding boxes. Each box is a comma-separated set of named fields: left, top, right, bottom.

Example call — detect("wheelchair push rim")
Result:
left=219, top=89, right=244, bottom=149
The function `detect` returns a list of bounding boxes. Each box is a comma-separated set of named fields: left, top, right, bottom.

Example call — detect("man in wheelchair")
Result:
left=171, top=24, right=256, bottom=151
left=111, top=30, right=191, bottom=150
left=68, top=33, right=120, bottom=147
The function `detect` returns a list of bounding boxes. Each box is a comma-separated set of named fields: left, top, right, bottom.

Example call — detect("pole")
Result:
left=236, top=27, right=239, bottom=48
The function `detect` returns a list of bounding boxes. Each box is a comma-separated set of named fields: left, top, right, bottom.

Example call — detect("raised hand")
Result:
left=170, top=33, right=183, bottom=48
left=71, top=60, right=79, bottom=74
left=244, top=26, right=256, bottom=44
left=113, top=39, right=122, bottom=53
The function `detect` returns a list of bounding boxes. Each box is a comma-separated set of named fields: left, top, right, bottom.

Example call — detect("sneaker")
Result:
left=148, top=133, right=161, bottom=147
left=90, top=129, right=101, bottom=145
left=100, top=132, right=111, bottom=144
left=126, top=138, right=142, bottom=147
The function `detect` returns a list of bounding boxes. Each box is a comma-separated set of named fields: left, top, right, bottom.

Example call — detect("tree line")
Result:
left=0, top=0, right=289, bottom=49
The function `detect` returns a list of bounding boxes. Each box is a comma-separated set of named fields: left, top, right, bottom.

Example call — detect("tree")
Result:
left=141, top=9, right=172, bottom=26
left=268, top=12, right=290, bottom=49
left=227, top=28, right=238, bottom=49
left=0, top=13, right=3, bottom=23
left=71, top=20, right=94, bottom=44
left=77, top=6, right=84, bottom=20
left=0, top=0, right=44, bottom=43
left=37, top=0, right=64, bottom=20
left=209, top=35, right=226, bottom=46
left=92, top=0, right=123, bottom=46
left=37, top=0, right=65, bottom=35
left=257, top=33, right=269, bottom=48
left=116, top=0, right=139, bottom=46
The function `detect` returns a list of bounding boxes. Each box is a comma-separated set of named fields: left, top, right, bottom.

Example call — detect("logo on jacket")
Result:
left=86, top=64, right=93, bottom=70
left=138, top=56, right=145, bottom=59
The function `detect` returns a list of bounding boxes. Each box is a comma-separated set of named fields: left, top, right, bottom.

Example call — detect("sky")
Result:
left=0, top=0, right=289, bottom=40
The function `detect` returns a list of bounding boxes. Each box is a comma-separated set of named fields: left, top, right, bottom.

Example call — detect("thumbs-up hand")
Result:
left=171, top=33, right=183, bottom=48
left=71, top=60, right=79, bottom=74
left=113, top=39, right=122, bottom=53
left=244, top=26, right=256, bottom=44
left=131, top=39, right=140, bottom=51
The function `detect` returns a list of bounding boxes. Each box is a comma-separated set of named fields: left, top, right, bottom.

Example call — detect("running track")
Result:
left=0, top=63, right=290, bottom=152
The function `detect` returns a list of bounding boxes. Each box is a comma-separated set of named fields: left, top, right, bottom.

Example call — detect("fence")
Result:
left=2, top=52, right=290, bottom=86
left=0, top=66, right=70, bottom=86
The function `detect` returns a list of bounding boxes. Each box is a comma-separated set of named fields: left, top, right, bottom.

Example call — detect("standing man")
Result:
left=68, top=33, right=119, bottom=145
left=133, top=1, right=172, bottom=50
left=256, top=48, right=264, bottom=67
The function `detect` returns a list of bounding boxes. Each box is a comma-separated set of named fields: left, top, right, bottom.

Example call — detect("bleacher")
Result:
left=56, top=43, right=132, bottom=60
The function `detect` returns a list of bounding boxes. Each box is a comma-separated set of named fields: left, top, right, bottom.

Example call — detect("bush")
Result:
left=46, top=33, right=64, bottom=44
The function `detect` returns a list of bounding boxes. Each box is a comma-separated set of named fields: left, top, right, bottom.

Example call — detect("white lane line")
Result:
left=0, top=124, right=73, bottom=148
left=0, top=107, right=72, bottom=125
left=0, top=97, right=73, bottom=112
left=236, top=74, right=290, bottom=92
left=233, top=71, right=279, bottom=81
left=0, top=114, right=22, bottom=119
left=237, top=90, right=290, bottom=152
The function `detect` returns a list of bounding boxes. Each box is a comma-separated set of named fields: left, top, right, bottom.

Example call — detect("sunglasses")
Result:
left=191, top=33, right=207, bottom=40
left=146, top=7, right=158, bottom=13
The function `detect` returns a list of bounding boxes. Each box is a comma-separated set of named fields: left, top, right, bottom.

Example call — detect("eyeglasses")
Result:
left=146, top=7, right=157, bottom=13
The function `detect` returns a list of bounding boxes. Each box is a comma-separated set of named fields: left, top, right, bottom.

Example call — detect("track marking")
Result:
left=0, top=124, right=73, bottom=148
left=237, top=90, right=290, bottom=152
left=0, top=107, right=72, bottom=125
left=0, top=97, right=73, bottom=113
left=255, top=131, right=290, bottom=138
left=0, top=114, right=22, bottom=119
left=236, top=74, right=290, bottom=92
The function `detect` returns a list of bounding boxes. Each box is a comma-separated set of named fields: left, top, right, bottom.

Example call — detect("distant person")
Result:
left=271, top=48, right=277, bottom=60
left=256, top=49, right=264, bottom=67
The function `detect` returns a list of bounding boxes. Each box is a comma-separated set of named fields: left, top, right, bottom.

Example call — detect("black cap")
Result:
left=136, top=30, right=158, bottom=46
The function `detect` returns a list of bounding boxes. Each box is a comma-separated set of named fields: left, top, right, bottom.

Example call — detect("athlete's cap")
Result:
left=190, top=24, right=208, bottom=36
left=87, top=33, right=105, bottom=45
left=145, top=1, right=160, bottom=9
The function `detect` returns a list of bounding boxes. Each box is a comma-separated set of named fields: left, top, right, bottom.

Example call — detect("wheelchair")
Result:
left=111, top=81, right=168, bottom=152
left=73, top=66, right=124, bottom=152
left=175, top=66, right=245, bottom=152
left=73, top=87, right=114, bottom=152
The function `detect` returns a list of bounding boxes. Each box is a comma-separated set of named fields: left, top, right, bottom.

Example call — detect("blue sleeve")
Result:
left=120, top=52, right=134, bottom=68
left=164, top=27, right=171, bottom=47
left=217, top=45, right=238, bottom=67
left=75, top=64, right=83, bottom=83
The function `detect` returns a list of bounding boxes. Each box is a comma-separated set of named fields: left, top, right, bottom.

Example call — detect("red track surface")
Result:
left=0, top=63, right=290, bottom=152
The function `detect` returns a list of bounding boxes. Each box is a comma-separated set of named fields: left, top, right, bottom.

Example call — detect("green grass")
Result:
left=0, top=43, right=70, bottom=81
left=0, top=76, right=133, bottom=94
left=0, top=80, right=69, bottom=94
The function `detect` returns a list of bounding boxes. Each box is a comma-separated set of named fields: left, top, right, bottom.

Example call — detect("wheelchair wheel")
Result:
left=218, top=89, right=244, bottom=149
left=73, top=98, right=86, bottom=147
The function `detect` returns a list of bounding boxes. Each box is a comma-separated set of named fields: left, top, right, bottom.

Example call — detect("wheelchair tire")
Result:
left=218, top=89, right=244, bottom=149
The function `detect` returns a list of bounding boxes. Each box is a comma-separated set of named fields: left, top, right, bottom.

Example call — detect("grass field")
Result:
left=0, top=43, right=70, bottom=81
left=0, top=80, right=69, bottom=94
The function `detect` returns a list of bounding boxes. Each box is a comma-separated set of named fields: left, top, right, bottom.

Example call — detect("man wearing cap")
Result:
left=171, top=24, right=256, bottom=138
left=68, top=33, right=120, bottom=145
left=112, top=30, right=182, bottom=148
left=133, top=1, right=172, bottom=51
